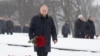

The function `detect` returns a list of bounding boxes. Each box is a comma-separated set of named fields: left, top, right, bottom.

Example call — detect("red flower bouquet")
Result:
left=28, top=35, right=46, bottom=47
left=35, top=35, right=46, bottom=47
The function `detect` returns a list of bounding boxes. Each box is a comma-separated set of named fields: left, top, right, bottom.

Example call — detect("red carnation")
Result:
left=35, top=35, right=46, bottom=47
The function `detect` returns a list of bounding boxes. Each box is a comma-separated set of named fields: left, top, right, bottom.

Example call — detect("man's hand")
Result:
left=28, top=39, right=34, bottom=43
left=96, top=35, right=99, bottom=37
left=53, top=40, right=57, bottom=44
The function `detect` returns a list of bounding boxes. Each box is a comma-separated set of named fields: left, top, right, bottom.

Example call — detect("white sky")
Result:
left=93, top=0, right=100, bottom=6
left=0, top=0, right=100, bottom=6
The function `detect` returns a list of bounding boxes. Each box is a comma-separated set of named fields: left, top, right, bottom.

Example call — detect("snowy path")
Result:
left=0, top=33, right=100, bottom=56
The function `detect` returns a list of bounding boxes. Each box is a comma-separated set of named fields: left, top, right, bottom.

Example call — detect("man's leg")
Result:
left=37, top=51, right=48, bottom=56
left=37, top=51, right=43, bottom=56
left=1, top=29, right=5, bottom=34
left=6, top=30, right=9, bottom=35
left=10, top=30, right=13, bottom=35
left=43, top=52, right=48, bottom=56
left=90, top=35, right=94, bottom=39
left=63, top=34, right=67, bottom=38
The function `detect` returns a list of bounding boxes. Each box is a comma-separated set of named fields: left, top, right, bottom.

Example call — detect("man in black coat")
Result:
left=6, top=17, right=14, bottom=35
left=74, top=15, right=86, bottom=38
left=62, top=22, right=70, bottom=37
left=29, top=5, right=57, bottom=56
left=85, top=16, right=95, bottom=39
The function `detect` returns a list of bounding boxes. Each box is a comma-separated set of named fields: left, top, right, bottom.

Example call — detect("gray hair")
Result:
left=78, top=15, right=84, bottom=18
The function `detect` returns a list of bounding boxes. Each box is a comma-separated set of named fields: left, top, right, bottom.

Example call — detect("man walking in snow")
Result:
left=62, top=21, right=70, bottom=37
left=29, top=5, right=57, bottom=56
left=6, top=17, right=14, bottom=35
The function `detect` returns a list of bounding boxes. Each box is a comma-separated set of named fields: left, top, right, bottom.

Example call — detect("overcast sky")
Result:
left=0, top=0, right=100, bottom=6
left=93, top=0, right=100, bottom=5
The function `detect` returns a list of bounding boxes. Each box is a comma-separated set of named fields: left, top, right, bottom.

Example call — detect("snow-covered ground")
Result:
left=0, top=33, right=100, bottom=56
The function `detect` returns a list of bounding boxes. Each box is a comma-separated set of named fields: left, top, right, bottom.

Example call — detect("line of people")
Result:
left=0, top=16, right=13, bottom=35
left=0, top=16, right=29, bottom=35
left=14, top=24, right=29, bottom=33
left=62, top=21, right=71, bottom=37
left=74, top=15, right=96, bottom=39
left=62, top=15, right=97, bottom=39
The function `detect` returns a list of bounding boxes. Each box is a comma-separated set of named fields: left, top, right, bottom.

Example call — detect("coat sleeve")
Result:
left=51, top=17, right=57, bottom=41
left=29, top=17, right=36, bottom=40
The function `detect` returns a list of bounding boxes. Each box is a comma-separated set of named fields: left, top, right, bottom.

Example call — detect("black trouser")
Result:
left=63, top=34, right=68, bottom=38
left=0, top=29, right=4, bottom=34
left=37, top=51, right=48, bottom=56
left=7, top=29, right=13, bottom=35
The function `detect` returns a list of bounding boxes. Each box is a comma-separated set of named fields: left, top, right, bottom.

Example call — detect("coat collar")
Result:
left=78, top=18, right=83, bottom=22
left=88, top=20, right=93, bottom=23
left=39, top=13, right=49, bottom=19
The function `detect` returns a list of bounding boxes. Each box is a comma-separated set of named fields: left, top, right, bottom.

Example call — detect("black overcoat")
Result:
left=74, top=19, right=86, bottom=38
left=86, top=20, right=95, bottom=37
left=62, top=23, right=70, bottom=36
left=6, top=20, right=14, bottom=32
left=29, top=14, right=57, bottom=52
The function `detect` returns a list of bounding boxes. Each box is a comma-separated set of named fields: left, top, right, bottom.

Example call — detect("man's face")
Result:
left=0, top=17, right=3, bottom=20
left=80, top=16, right=85, bottom=21
left=8, top=18, right=11, bottom=20
left=89, top=17, right=94, bottom=21
left=40, top=5, right=48, bottom=16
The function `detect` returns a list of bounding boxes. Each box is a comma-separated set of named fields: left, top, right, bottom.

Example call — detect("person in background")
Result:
left=6, top=17, right=14, bottom=35
left=29, top=5, right=57, bottom=56
left=22, top=24, right=29, bottom=33
left=74, top=15, right=86, bottom=38
left=85, top=16, right=96, bottom=39
left=62, top=21, right=70, bottom=38
left=0, top=16, right=6, bottom=34
left=14, top=23, right=21, bottom=33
